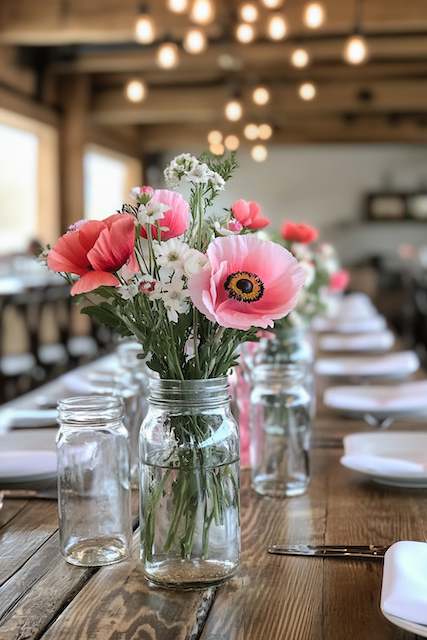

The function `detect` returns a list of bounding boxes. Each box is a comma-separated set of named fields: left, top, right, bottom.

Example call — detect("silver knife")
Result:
left=268, top=544, right=388, bottom=559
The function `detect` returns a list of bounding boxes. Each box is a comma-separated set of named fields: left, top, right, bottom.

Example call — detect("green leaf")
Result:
left=81, top=304, right=132, bottom=337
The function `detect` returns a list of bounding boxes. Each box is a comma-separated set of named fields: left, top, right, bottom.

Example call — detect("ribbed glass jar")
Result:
left=250, top=364, right=311, bottom=498
left=139, top=377, right=240, bottom=589
left=57, top=396, right=132, bottom=566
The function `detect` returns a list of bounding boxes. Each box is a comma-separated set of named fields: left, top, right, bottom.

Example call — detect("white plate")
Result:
left=0, top=408, right=58, bottom=431
left=341, top=432, right=427, bottom=488
left=0, top=450, right=57, bottom=483
left=313, top=315, right=386, bottom=334
left=324, top=380, right=427, bottom=419
left=383, top=611, right=427, bottom=637
left=319, top=331, right=395, bottom=353
left=315, top=351, right=419, bottom=380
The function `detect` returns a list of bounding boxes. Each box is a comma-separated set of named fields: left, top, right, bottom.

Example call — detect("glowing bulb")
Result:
left=134, top=14, right=155, bottom=44
left=303, top=2, right=325, bottom=29
left=224, top=135, right=240, bottom=151
left=239, top=3, right=259, bottom=22
left=344, top=34, right=368, bottom=65
left=225, top=99, right=243, bottom=122
left=210, top=142, right=225, bottom=155
left=235, top=23, right=255, bottom=44
left=251, top=144, right=268, bottom=162
left=183, top=28, right=207, bottom=54
left=244, top=123, right=259, bottom=140
left=291, top=48, right=310, bottom=68
left=267, top=14, right=287, bottom=40
left=252, top=86, right=271, bottom=106
left=298, top=81, right=316, bottom=100
left=125, top=79, right=147, bottom=103
left=258, top=123, right=273, bottom=140
left=207, top=130, right=223, bottom=145
left=261, top=0, right=283, bottom=8
left=156, top=42, right=179, bottom=69
left=167, top=0, right=189, bottom=13
left=190, top=0, right=215, bottom=25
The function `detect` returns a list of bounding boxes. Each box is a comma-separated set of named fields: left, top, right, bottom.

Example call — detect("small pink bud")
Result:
left=227, top=218, right=243, bottom=233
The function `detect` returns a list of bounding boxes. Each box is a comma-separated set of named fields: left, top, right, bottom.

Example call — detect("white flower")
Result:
left=292, top=243, right=313, bottom=262
left=184, top=331, right=200, bottom=361
left=208, top=171, right=225, bottom=192
left=164, top=154, right=199, bottom=187
left=117, top=282, right=139, bottom=301
left=153, top=279, right=189, bottom=323
left=117, top=262, right=136, bottom=283
left=299, top=260, right=315, bottom=288
left=183, top=249, right=208, bottom=276
left=185, top=162, right=212, bottom=184
left=154, top=238, right=189, bottom=276
left=137, top=200, right=169, bottom=225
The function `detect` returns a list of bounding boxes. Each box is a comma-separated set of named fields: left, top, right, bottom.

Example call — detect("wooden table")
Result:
left=1, top=351, right=427, bottom=639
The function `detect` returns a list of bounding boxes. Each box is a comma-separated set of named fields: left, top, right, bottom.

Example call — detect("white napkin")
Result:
left=341, top=454, right=427, bottom=476
left=320, top=331, right=394, bottom=353
left=0, top=408, right=58, bottom=432
left=315, top=351, right=419, bottom=378
left=381, top=541, right=427, bottom=625
left=313, top=315, right=386, bottom=334
left=325, top=380, right=427, bottom=413
left=0, top=450, right=57, bottom=481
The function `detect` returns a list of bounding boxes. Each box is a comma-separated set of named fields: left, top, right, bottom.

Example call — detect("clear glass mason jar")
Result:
left=250, top=364, right=311, bottom=498
left=57, top=396, right=132, bottom=566
left=139, top=377, right=240, bottom=590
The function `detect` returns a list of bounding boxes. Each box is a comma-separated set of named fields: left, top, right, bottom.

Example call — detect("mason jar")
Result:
left=250, top=364, right=311, bottom=498
left=139, top=377, right=240, bottom=589
left=57, top=396, right=132, bottom=566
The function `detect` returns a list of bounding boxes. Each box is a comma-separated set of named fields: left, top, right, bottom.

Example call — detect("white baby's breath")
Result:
left=117, top=282, right=139, bottom=301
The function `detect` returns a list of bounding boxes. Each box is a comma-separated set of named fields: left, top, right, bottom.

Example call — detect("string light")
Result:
left=210, top=142, right=225, bottom=155
left=125, top=79, right=147, bottom=103
left=207, top=130, right=223, bottom=145
left=244, top=123, right=259, bottom=140
left=156, top=42, right=179, bottom=69
left=251, top=144, right=268, bottom=162
left=258, top=123, right=273, bottom=140
left=290, top=48, right=310, bottom=68
left=134, top=11, right=155, bottom=44
left=252, top=86, right=271, bottom=106
left=224, top=134, right=240, bottom=151
left=235, top=23, right=256, bottom=44
left=225, top=99, right=243, bottom=122
left=344, top=34, right=368, bottom=64
left=267, top=14, right=288, bottom=40
left=190, top=0, right=215, bottom=25
left=167, top=0, right=189, bottom=13
left=239, top=3, right=259, bottom=23
left=303, top=2, right=325, bottom=29
left=298, top=81, right=316, bottom=100
left=261, top=0, right=283, bottom=8
left=183, top=28, right=207, bottom=54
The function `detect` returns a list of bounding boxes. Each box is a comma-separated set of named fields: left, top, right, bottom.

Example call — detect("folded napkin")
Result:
left=0, top=450, right=57, bottom=481
left=315, top=351, right=419, bottom=378
left=320, top=331, right=394, bottom=353
left=313, top=315, right=386, bottom=334
left=0, top=408, right=58, bottom=432
left=341, top=454, right=427, bottom=476
left=325, top=380, right=427, bottom=413
left=381, top=541, right=427, bottom=626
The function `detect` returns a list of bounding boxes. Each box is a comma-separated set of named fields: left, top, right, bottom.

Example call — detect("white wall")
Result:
left=164, top=143, right=427, bottom=264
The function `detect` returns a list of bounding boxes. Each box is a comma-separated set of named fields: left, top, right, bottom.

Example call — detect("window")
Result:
left=84, top=145, right=141, bottom=220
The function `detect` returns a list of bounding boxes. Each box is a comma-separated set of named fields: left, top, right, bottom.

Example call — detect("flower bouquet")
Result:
left=45, top=152, right=305, bottom=587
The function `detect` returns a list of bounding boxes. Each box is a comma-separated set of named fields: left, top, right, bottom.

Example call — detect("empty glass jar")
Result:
left=57, top=396, right=132, bottom=566
left=250, top=364, right=311, bottom=498
left=139, top=377, right=240, bottom=589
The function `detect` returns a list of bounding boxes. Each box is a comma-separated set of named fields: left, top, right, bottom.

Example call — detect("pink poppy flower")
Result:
left=48, top=214, right=137, bottom=296
left=329, top=269, right=350, bottom=292
left=140, top=189, right=190, bottom=240
left=281, top=221, right=319, bottom=244
left=231, top=199, right=270, bottom=230
left=188, top=235, right=305, bottom=330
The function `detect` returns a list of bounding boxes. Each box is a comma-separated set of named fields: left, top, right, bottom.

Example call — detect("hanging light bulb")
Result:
left=207, top=130, right=223, bottom=145
left=225, top=99, right=243, bottom=122
left=183, top=28, right=207, bottom=54
left=134, top=8, right=155, bottom=44
left=224, top=134, right=240, bottom=151
left=210, top=142, right=225, bottom=155
left=244, top=123, right=259, bottom=140
left=190, top=0, right=215, bottom=25
left=261, top=0, right=283, bottom=8
left=258, top=123, right=273, bottom=140
left=125, top=79, right=147, bottom=103
left=344, top=34, right=368, bottom=65
left=167, top=0, right=189, bottom=13
left=239, top=3, right=259, bottom=23
left=267, top=14, right=288, bottom=40
left=251, top=144, right=268, bottom=162
left=290, top=48, right=310, bottom=68
left=298, top=81, right=316, bottom=100
left=252, top=85, right=271, bottom=106
left=156, top=42, right=179, bottom=69
left=303, top=2, right=325, bottom=29
left=235, top=23, right=256, bottom=44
